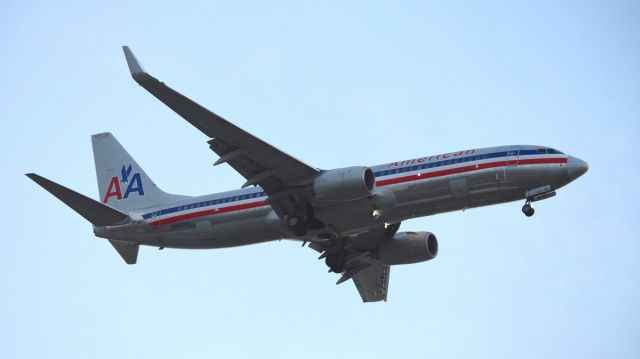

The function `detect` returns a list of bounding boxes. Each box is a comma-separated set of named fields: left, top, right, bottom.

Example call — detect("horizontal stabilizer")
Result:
left=109, top=240, right=139, bottom=264
left=26, top=173, right=129, bottom=226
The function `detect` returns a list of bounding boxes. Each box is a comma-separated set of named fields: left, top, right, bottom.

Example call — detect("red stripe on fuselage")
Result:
left=149, top=200, right=268, bottom=227
left=517, top=157, right=567, bottom=165
left=147, top=157, right=567, bottom=226
left=376, top=157, right=566, bottom=186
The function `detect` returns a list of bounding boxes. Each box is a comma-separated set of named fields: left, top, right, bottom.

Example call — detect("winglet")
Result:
left=122, top=46, right=145, bottom=75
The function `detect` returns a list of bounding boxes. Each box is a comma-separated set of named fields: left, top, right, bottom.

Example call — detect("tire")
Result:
left=525, top=208, right=535, bottom=217
left=325, top=254, right=345, bottom=273
left=287, top=215, right=301, bottom=228
left=293, top=224, right=307, bottom=236
left=287, top=215, right=307, bottom=236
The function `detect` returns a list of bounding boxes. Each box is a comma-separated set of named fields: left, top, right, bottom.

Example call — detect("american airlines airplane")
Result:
left=27, top=47, right=588, bottom=302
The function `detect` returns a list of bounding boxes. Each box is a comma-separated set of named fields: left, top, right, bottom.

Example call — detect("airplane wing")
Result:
left=122, top=46, right=319, bottom=216
left=352, top=262, right=390, bottom=302
left=310, top=224, right=396, bottom=302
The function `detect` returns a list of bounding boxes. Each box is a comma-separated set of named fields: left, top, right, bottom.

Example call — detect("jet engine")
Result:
left=377, top=231, right=438, bottom=265
left=313, top=166, right=375, bottom=201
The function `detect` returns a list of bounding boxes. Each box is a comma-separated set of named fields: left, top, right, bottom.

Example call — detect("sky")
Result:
left=1, top=1, right=639, bottom=358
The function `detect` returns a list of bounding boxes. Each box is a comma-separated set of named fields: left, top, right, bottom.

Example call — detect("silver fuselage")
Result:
left=95, top=145, right=587, bottom=249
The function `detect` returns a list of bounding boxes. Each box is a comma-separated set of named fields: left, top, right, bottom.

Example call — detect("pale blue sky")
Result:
left=2, top=1, right=639, bottom=358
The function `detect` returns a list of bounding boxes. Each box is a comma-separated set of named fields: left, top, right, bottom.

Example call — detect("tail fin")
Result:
left=92, top=132, right=186, bottom=211
left=26, top=173, right=129, bottom=226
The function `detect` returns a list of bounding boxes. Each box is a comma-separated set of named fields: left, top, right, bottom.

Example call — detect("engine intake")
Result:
left=313, top=166, right=375, bottom=201
left=378, top=231, right=438, bottom=265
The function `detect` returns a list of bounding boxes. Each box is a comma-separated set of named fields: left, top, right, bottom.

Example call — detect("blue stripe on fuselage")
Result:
left=142, top=148, right=561, bottom=220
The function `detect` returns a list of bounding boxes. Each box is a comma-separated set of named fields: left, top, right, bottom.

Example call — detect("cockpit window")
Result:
left=537, top=148, right=564, bottom=155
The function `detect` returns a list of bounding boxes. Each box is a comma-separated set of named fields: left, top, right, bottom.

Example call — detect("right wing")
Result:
left=352, top=262, right=390, bottom=302
left=310, top=224, right=397, bottom=303
left=121, top=46, right=319, bottom=217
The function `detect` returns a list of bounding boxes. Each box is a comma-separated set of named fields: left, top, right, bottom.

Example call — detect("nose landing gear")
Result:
left=522, top=200, right=535, bottom=217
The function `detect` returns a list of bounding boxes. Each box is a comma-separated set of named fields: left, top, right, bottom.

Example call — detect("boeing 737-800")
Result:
left=27, top=47, right=588, bottom=302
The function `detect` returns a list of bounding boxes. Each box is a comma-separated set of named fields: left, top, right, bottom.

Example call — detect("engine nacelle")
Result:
left=378, top=231, right=438, bottom=265
left=313, top=166, right=375, bottom=201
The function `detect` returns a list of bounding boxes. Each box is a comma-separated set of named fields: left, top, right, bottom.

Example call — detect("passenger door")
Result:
left=504, top=147, right=520, bottom=182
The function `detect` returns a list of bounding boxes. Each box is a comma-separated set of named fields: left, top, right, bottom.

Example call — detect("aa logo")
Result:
left=102, top=164, right=145, bottom=203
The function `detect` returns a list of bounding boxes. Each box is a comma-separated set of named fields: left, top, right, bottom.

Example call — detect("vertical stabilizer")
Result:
left=92, top=132, right=186, bottom=211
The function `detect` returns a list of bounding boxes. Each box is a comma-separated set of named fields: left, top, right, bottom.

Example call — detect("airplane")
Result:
left=26, top=46, right=589, bottom=302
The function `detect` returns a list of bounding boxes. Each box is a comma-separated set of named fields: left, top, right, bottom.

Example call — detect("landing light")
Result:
left=372, top=210, right=381, bottom=219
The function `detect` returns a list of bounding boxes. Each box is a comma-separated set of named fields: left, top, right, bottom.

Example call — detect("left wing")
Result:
left=122, top=46, right=319, bottom=215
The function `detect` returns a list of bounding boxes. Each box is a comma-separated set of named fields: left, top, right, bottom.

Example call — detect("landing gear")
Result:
left=286, top=204, right=325, bottom=236
left=287, top=215, right=307, bottom=236
left=522, top=201, right=535, bottom=217
left=325, top=252, right=346, bottom=273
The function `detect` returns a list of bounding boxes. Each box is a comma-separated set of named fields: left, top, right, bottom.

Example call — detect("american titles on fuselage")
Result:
left=387, top=149, right=477, bottom=168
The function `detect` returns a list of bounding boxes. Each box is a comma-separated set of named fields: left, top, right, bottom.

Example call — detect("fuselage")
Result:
left=95, top=145, right=588, bottom=249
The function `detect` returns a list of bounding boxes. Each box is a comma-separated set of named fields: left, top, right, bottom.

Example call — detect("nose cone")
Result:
left=567, top=156, right=589, bottom=181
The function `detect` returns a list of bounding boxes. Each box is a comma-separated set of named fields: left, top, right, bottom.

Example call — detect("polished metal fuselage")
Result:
left=95, top=145, right=585, bottom=249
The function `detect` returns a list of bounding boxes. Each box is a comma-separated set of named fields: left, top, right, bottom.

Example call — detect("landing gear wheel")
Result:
left=306, top=217, right=325, bottom=230
left=325, top=253, right=346, bottom=273
left=287, top=215, right=307, bottom=236
left=304, top=203, right=325, bottom=230
left=522, top=203, right=535, bottom=217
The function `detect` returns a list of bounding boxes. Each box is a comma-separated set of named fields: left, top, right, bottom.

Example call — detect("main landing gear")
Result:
left=522, top=199, right=535, bottom=217
left=287, top=215, right=307, bottom=236
left=324, top=252, right=346, bottom=273
left=286, top=204, right=325, bottom=236
left=318, top=236, right=347, bottom=273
